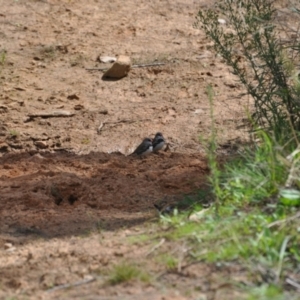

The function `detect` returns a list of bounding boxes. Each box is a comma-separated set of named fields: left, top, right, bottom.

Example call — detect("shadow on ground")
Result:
left=0, top=150, right=208, bottom=241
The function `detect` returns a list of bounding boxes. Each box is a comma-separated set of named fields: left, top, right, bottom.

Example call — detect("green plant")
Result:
left=205, top=85, right=222, bottom=213
left=220, top=131, right=287, bottom=204
left=0, top=50, right=6, bottom=78
left=81, top=137, right=90, bottom=144
left=154, top=126, right=300, bottom=296
left=127, top=234, right=152, bottom=244
left=41, top=45, right=56, bottom=59
left=9, top=129, right=19, bottom=137
left=195, top=0, right=300, bottom=140
left=107, top=263, right=150, bottom=285
left=0, top=51, right=6, bottom=66
left=246, top=284, right=286, bottom=300
left=156, top=254, right=178, bottom=271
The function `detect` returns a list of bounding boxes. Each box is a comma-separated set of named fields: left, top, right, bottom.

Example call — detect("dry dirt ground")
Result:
left=0, top=0, right=281, bottom=299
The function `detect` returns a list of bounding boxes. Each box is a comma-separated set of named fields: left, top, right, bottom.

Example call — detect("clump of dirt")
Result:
left=0, top=151, right=208, bottom=238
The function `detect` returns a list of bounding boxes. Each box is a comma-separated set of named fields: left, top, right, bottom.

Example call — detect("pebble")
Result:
left=4, top=242, right=13, bottom=250
left=103, top=55, right=131, bottom=79
left=99, top=55, right=117, bottom=63
left=35, top=141, right=48, bottom=149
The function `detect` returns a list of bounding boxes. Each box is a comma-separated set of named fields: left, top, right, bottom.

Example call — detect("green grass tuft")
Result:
left=155, top=254, right=178, bottom=271
left=0, top=51, right=6, bottom=66
left=108, top=263, right=151, bottom=285
left=9, top=129, right=19, bottom=137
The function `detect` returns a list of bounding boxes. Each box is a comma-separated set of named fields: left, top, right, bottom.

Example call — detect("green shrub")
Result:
left=195, top=0, right=300, bottom=141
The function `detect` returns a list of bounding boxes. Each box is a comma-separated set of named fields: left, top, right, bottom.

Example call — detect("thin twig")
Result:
left=132, top=62, right=165, bottom=68
left=145, top=238, right=165, bottom=257
left=104, top=119, right=150, bottom=124
left=97, top=122, right=104, bottom=134
left=47, top=276, right=95, bottom=293
left=96, top=118, right=151, bottom=134
left=86, top=62, right=165, bottom=71
left=286, top=277, right=300, bottom=290
left=178, top=244, right=193, bottom=273
left=267, top=211, right=300, bottom=228
left=26, top=111, right=75, bottom=122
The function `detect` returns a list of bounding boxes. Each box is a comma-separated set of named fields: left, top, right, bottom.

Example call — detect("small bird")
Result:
left=129, top=137, right=153, bottom=156
left=152, top=132, right=166, bottom=152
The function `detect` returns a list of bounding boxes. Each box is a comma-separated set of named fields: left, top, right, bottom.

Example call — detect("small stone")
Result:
left=6, top=247, right=16, bottom=252
left=31, top=133, right=49, bottom=141
left=29, top=153, right=44, bottom=161
left=218, top=18, right=226, bottom=24
left=0, top=105, right=8, bottom=112
left=24, top=116, right=32, bottom=123
left=98, top=55, right=117, bottom=63
left=74, top=104, right=84, bottom=110
left=67, top=94, right=80, bottom=100
left=0, top=142, right=9, bottom=152
left=99, top=108, right=108, bottom=114
left=0, top=125, right=7, bottom=136
left=194, top=109, right=204, bottom=114
left=103, top=55, right=131, bottom=79
left=58, top=247, right=69, bottom=257
left=224, top=81, right=238, bottom=88
left=189, top=208, right=210, bottom=222
left=4, top=243, right=13, bottom=250
left=89, top=264, right=100, bottom=272
left=188, top=159, right=202, bottom=167
left=35, top=141, right=48, bottom=149
left=19, top=40, right=27, bottom=47
left=38, top=119, right=50, bottom=126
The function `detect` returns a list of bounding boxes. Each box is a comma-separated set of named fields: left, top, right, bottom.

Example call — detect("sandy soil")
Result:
left=0, top=0, right=283, bottom=298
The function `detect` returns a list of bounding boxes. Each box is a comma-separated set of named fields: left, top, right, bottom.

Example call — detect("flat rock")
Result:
left=35, top=141, right=48, bottom=149
left=188, top=159, right=202, bottom=167
left=30, top=133, right=49, bottom=141
left=99, top=55, right=117, bottom=63
left=28, top=153, right=45, bottom=162
left=103, top=55, right=131, bottom=79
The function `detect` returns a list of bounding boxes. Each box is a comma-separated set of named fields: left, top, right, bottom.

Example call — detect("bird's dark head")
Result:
left=155, top=132, right=163, bottom=138
left=144, top=138, right=152, bottom=143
